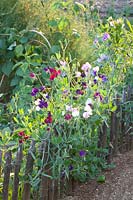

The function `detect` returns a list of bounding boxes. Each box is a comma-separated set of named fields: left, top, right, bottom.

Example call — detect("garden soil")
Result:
left=61, top=151, right=133, bottom=200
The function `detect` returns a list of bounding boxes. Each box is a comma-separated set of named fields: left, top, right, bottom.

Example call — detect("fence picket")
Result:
left=2, top=150, right=12, bottom=200
left=22, top=140, right=36, bottom=200
left=12, top=144, right=23, bottom=200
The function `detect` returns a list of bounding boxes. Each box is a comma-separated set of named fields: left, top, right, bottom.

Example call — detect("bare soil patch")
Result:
left=62, top=151, right=133, bottom=200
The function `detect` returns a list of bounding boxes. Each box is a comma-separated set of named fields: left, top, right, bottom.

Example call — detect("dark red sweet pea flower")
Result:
left=29, top=72, right=36, bottom=78
left=49, top=68, right=61, bottom=81
left=64, top=113, right=72, bottom=120
left=19, top=139, right=24, bottom=144
left=45, top=112, right=53, bottom=124
left=18, top=131, right=25, bottom=137
left=24, top=135, right=30, bottom=140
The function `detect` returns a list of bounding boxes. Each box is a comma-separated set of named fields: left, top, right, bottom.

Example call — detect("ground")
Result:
left=62, top=151, right=133, bottom=200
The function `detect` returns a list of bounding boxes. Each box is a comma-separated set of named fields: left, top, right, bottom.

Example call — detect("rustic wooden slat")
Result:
left=22, top=140, right=36, bottom=200
left=0, top=150, right=2, bottom=178
left=12, top=144, right=23, bottom=200
left=39, top=141, right=49, bottom=200
left=2, top=150, right=12, bottom=200
left=107, top=112, right=115, bottom=164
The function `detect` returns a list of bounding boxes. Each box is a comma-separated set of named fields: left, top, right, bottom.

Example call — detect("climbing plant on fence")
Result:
left=0, top=1, right=133, bottom=199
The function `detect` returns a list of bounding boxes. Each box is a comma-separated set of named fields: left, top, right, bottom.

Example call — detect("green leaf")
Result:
left=41, top=173, right=53, bottom=179
left=15, top=44, right=24, bottom=57
left=111, top=106, right=117, bottom=112
left=97, top=175, right=106, bottom=183
left=2, top=62, right=13, bottom=76
left=126, top=19, right=133, bottom=33
left=48, top=20, right=58, bottom=27
left=10, top=77, right=20, bottom=86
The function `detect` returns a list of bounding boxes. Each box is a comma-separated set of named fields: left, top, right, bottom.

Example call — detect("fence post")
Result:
left=0, top=150, right=2, bottom=178
left=107, top=112, right=115, bottom=164
left=22, top=140, right=36, bottom=200
left=2, top=150, right=12, bottom=200
left=39, top=140, right=49, bottom=200
left=12, top=144, right=23, bottom=200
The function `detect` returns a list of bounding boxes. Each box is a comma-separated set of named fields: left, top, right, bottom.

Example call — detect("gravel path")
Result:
left=62, top=151, right=133, bottom=200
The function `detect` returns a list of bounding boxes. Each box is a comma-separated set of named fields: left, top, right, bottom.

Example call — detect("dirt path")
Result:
left=62, top=151, right=133, bottom=200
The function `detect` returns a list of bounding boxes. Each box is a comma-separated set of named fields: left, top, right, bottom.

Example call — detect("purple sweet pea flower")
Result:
left=31, top=88, right=39, bottom=96
left=79, top=150, right=86, bottom=157
left=102, top=32, right=110, bottom=41
left=94, top=92, right=103, bottom=101
left=39, top=86, right=45, bottom=92
left=81, top=82, right=87, bottom=89
left=97, top=54, right=108, bottom=63
left=38, top=99, right=48, bottom=108
left=76, top=89, right=84, bottom=95
left=99, top=74, right=108, bottom=82
left=69, top=165, right=73, bottom=171
left=81, top=72, right=86, bottom=78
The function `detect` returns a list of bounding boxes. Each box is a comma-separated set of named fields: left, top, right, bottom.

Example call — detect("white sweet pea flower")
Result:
left=66, top=105, right=73, bottom=112
left=81, top=62, right=91, bottom=71
left=83, top=112, right=91, bottom=119
left=36, top=106, right=41, bottom=111
left=93, top=66, right=99, bottom=72
left=85, top=98, right=93, bottom=106
left=84, top=105, right=92, bottom=115
left=72, top=108, right=80, bottom=117
left=75, top=71, right=81, bottom=77
left=34, top=99, right=41, bottom=106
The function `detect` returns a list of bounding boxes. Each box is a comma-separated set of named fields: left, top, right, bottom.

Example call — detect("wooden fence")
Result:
left=0, top=88, right=133, bottom=200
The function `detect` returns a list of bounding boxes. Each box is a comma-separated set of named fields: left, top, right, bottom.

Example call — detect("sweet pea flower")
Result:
left=60, top=60, right=67, bottom=67
left=92, top=66, right=99, bottom=76
left=84, top=104, right=92, bottom=114
left=85, top=98, right=93, bottom=106
left=94, top=92, right=103, bottom=101
left=102, top=32, right=110, bottom=41
left=94, top=76, right=99, bottom=84
left=64, top=113, right=72, bottom=120
left=66, top=105, right=73, bottom=112
left=99, top=74, right=108, bottom=82
left=76, top=89, right=84, bottom=95
left=29, top=72, right=36, bottom=78
left=97, top=54, right=108, bottom=63
left=31, top=88, right=39, bottom=96
left=83, top=111, right=92, bottom=119
left=44, top=112, right=53, bottom=124
left=81, top=62, right=91, bottom=71
left=75, top=71, right=81, bottom=77
left=79, top=150, right=86, bottom=157
left=81, top=82, right=87, bottom=89
left=72, top=108, right=79, bottom=117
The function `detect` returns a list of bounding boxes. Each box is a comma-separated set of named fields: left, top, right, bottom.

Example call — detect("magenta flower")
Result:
left=79, top=150, right=86, bottom=157
left=29, top=72, right=36, bottom=78
left=44, top=112, right=53, bottom=124
left=94, top=92, right=103, bottom=101
left=76, top=89, right=84, bottom=95
left=64, top=113, right=72, bottom=120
